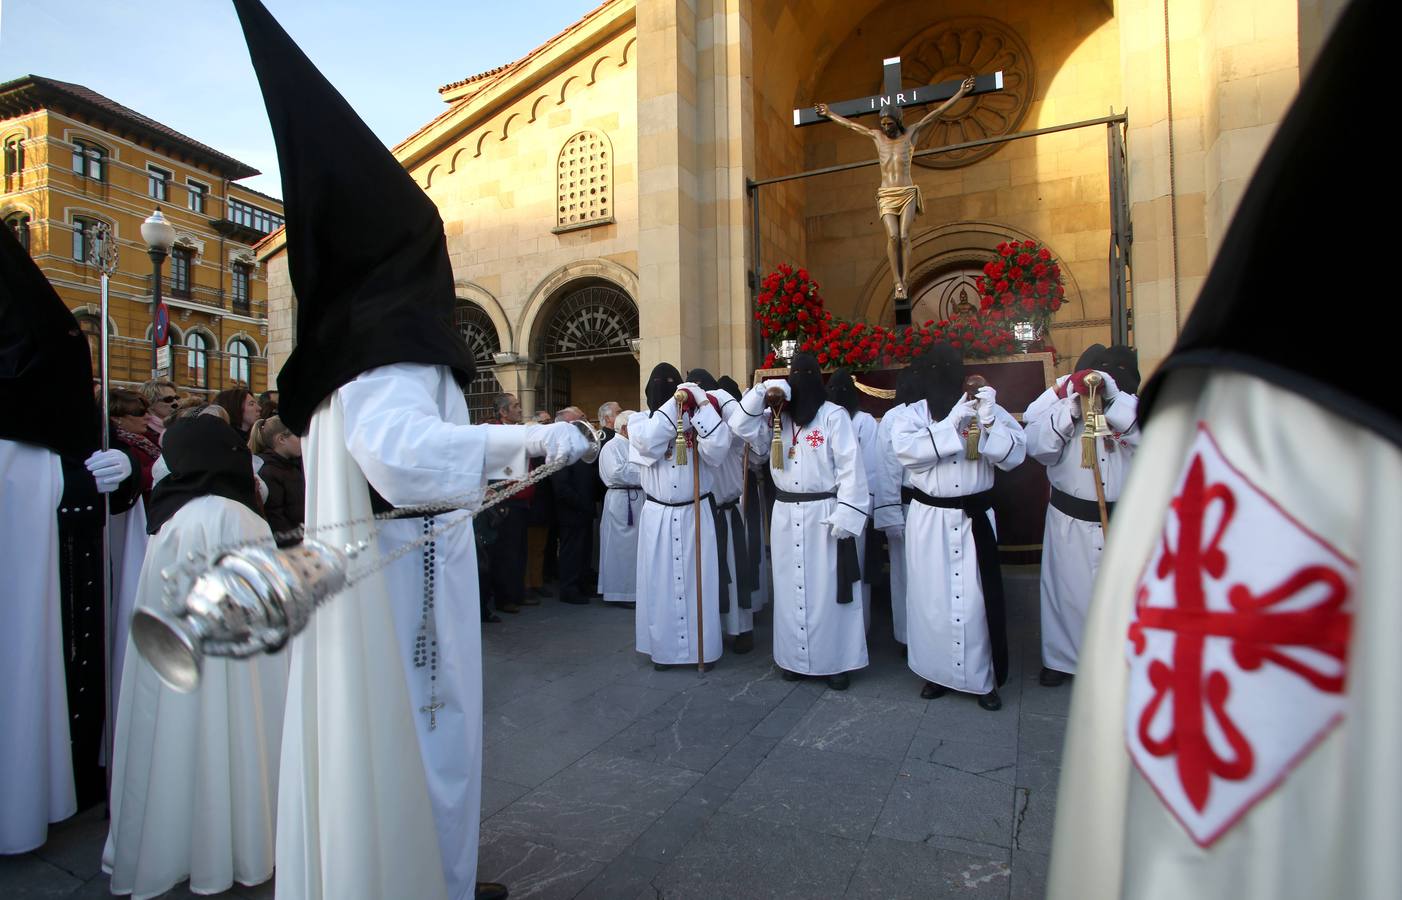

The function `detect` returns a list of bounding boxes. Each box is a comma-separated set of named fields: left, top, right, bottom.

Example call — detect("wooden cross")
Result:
left=420, top=700, right=444, bottom=731
left=792, top=57, right=1003, bottom=127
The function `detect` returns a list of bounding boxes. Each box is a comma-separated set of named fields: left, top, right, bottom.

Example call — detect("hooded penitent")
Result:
left=686, top=368, right=719, bottom=392
left=787, top=353, right=827, bottom=427
left=1097, top=345, right=1141, bottom=397
left=826, top=369, right=861, bottom=417
left=645, top=363, right=683, bottom=413
left=1136, top=2, right=1396, bottom=447
left=894, top=363, right=923, bottom=407
left=0, top=224, right=98, bottom=459
left=232, top=0, right=474, bottom=436
left=717, top=375, right=742, bottom=400
left=914, top=343, right=965, bottom=415
left=146, top=416, right=261, bottom=534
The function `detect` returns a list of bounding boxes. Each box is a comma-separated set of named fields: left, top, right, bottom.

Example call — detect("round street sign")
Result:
left=154, top=302, right=170, bottom=347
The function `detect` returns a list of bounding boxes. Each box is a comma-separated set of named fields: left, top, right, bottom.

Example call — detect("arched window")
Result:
left=71, top=138, right=106, bottom=181
left=4, top=212, right=29, bottom=252
left=3, top=135, right=23, bottom=177
left=911, top=266, right=987, bottom=325
left=542, top=282, right=638, bottom=361
left=186, top=332, right=209, bottom=389
left=228, top=338, right=254, bottom=383
left=555, top=131, right=613, bottom=231
left=452, top=299, right=503, bottom=422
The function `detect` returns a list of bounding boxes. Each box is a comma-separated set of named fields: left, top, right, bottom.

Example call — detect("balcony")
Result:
left=208, top=217, right=266, bottom=245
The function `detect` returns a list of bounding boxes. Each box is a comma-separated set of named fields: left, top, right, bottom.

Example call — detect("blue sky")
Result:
left=0, top=0, right=603, bottom=197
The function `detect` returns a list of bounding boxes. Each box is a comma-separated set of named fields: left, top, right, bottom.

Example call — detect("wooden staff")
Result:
left=1080, top=373, right=1112, bottom=532
left=676, top=390, right=706, bottom=674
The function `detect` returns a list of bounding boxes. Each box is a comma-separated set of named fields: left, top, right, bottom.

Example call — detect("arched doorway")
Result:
left=910, top=265, right=986, bottom=325
left=453, top=298, right=504, bottom=422
left=537, top=279, right=639, bottom=419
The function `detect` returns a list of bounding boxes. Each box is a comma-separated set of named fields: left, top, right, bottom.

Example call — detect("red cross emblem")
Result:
left=805, top=429, right=825, bottom=448
left=1126, top=425, right=1354, bottom=846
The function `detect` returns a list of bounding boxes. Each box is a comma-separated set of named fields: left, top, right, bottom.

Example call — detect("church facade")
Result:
left=260, top=0, right=1344, bottom=419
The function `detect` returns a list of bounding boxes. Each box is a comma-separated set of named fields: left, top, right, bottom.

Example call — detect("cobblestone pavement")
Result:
left=1, top=570, right=1066, bottom=899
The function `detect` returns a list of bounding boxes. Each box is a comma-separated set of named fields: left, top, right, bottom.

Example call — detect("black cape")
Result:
left=1140, top=0, right=1396, bottom=448
left=0, top=224, right=99, bottom=458
left=233, top=0, right=475, bottom=435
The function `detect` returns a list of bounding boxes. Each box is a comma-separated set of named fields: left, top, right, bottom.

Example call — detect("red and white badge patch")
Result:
left=805, top=429, right=825, bottom=448
left=1126, top=425, right=1355, bottom=847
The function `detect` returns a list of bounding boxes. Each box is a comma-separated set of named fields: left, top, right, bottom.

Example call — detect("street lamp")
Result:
left=140, top=208, right=176, bottom=377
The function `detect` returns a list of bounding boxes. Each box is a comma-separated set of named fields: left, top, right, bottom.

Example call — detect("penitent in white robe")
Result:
left=106, top=500, right=148, bottom=740
left=849, top=409, right=879, bottom=630
left=891, top=401, right=1025, bottom=694
left=1048, top=370, right=1400, bottom=900
left=597, top=434, right=641, bottom=603
left=872, top=406, right=912, bottom=645
left=0, top=440, right=75, bottom=854
left=708, top=392, right=755, bottom=638
left=628, top=398, right=729, bottom=665
left=280, top=363, right=527, bottom=900
left=1024, top=386, right=1139, bottom=674
left=103, top=496, right=288, bottom=900
left=727, top=390, right=869, bottom=676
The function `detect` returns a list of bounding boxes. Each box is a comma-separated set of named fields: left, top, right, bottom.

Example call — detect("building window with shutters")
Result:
left=71, top=138, right=106, bottom=180
left=228, top=338, right=254, bottom=384
left=148, top=165, right=172, bottom=201
left=3, top=135, right=23, bottom=177
left=4, top=212, right=29, bottom=251
left=187, top=179, right=208, bottom=213
left=555, top=131, right=613, bottom=232
left=186, top=332, right=209, bottom=389
left=231, top=261, right=251, bottom=313
left=71, top=215, right=110, bottom=263
left=170, top=245, right=193, bottom=298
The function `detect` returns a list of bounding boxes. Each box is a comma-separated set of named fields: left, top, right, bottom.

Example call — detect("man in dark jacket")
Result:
left=551, top=407, right=596, bottom=604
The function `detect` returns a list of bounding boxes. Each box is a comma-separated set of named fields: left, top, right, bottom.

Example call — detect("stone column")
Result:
left=490, top=360, right=545, bottom=416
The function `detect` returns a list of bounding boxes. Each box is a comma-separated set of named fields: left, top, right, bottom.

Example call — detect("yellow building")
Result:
left=1, top=75, right=284, bottom=397
left=261, top=0, right=1347, bottom=419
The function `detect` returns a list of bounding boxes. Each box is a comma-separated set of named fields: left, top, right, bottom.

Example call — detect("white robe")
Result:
left=107, top=501, right=149, bottom=737
left=597, top=434, right=641, bottom=603
left=628, top=398, right=729, bottom=665
left=0, top=440, right=75, bottom=854
left=1049, top=370, right=1400, bottom=900
left=279, top=363, right=526, bottom=900
left=892, top=401, right=1026, bottom=694
left=103, top=496, right=288, bottom=899
left=849, top=409, right=879, bottom=629
left=872, top=407, right=911, bottom=645
left=1025, top=387, right=1139, bottom=674
left=707, top=398, right=754, bottom=638
left=727, top=390, right=869, bottom=676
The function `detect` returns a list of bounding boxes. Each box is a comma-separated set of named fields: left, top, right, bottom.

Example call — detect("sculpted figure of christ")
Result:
left=816, top=75, right=976, bottom=300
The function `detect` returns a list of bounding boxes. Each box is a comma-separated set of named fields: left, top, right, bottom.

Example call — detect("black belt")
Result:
left=773, top=489, right=861, bottom=605
left=742, top=465, right=764, bottom=589
left=900, top=486, right=915, bottom=505
left=713, top=497, right=752, bottom=611
left=645, top=492, right=714, bottom=508
left=608, top=485, right=640, bottom=526
left=1050, top=487, right=1113, bottom=523
left=905, top=487, right=1008, bottom=686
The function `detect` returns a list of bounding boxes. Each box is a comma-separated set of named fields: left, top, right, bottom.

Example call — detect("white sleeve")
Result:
left=628, top=403, right=678, bottom=466
left=980, top=406, right=1028, bottom=471
left=1026, top=396, right=1078, bottom=467
left=892, top=401, right=964, bottom=472
left=339, top=363, right=519, bottom=507
left=823, top=409, right=869, bottom=535
left=872, top=413, right=905, bottom=530
left=725, top=383, right=773, bottom=454
left=1105, top=393, right=1141, bottom=447
left=693, top=400, right=734, bottom=465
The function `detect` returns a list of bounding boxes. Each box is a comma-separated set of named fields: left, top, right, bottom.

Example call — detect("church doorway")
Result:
left=453, top=298, right=504, bottom=422
left=537, top=279, right=640, bottom=421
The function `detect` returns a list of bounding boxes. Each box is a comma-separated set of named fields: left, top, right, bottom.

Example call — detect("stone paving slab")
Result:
left=1, top=570, right=1063, bottom=899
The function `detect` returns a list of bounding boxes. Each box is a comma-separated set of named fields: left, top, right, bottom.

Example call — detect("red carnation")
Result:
left=1037, top=247, right=1051, bottom=261
left=1016, top=253, right=1032, bottom=267
left=797, top=268, right=809, bottom=280
left=1022, top=239, right=1035, bottom=249
left=817, top=353, right=828, bottom=365
left=1032, top=263, right=1047, bottom=277
left=999, top=244, right=1013, bottom=257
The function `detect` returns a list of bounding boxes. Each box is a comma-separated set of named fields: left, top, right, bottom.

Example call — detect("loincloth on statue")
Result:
left=877, top=185, right=924, bottom=218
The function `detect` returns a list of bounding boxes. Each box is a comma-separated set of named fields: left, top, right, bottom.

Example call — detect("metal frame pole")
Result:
left=95, top=224, right=117, bottom=803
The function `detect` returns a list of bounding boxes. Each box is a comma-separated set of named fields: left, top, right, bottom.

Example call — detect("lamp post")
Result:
left=140, top=208, right=176, bottom=378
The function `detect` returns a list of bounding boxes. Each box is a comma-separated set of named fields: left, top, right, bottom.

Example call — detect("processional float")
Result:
left=132, top=419, right=603, bottom=693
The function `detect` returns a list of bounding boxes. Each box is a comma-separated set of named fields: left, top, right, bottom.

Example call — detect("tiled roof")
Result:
left=0, top=74, right=260, bottom=180
left=436, top=0, right=617, bottom=95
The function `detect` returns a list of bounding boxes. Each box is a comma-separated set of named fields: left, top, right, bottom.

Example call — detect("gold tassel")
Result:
left=770, top=409, right=784, bottom=470
left=1081, top=373, right=1103, bottom=469
left=673, top=390, right=689, bottom=466
left=965, top=420, right=981, bottom=460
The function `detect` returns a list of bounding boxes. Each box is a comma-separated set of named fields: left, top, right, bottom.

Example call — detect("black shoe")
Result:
left=780, top=669, right=802, bottom=681
left=1038, top=667, right=1068, bottom=687
left=519, top=595, right=541, bottom=607
left=920, top=681, right=947, bottom=699
left=482, top=613, right=503, bottom=624
left=653, top=662, right=670, bottom=671
left=476, top=882, right=509, bottom=900
left=827, top=673, right=850, bottom=691
left=732, top=631, right=754, bottom=654
left=497, top=603, right=521, bottom=615
left=978, top=689, right=1002, bottom=711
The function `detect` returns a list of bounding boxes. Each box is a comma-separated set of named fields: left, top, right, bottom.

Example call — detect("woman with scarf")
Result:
left=103, top=415, right=289, bottom=899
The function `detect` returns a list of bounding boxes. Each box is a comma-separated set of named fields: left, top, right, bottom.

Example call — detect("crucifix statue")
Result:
left=801, top=60, right=1003, bottom=318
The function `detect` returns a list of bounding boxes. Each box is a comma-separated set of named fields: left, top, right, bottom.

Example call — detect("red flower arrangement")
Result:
left=756, top=250, right=1058, bottom=372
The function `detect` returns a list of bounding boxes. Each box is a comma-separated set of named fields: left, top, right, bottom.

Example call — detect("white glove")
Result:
left=883, top=524, right=904, bottom=540
left=1097, top=370, right=1120, bottom=399
left=975, top=385, right=997, bottom=426
left=829, top=522, right=859, bottom=542
left=767, top=379, right=792, bottom=400
left=676, top=383, right=708, bottom=408
left=85, top=449, right=132, bottom=493
left=525, top=422, right=591, bottom=466
left=942, top=397, right=977, bottom=431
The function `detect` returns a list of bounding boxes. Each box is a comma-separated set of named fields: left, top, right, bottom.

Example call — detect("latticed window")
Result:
left=4, top=212, right=29, bottom=251
left=452, top=299, right=503, bottom=423
left=556, top=131, right=612, bottom=230
left=542, top=283, right=638, bottom=361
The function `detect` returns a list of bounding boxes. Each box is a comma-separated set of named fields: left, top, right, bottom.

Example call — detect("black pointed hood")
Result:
left=787, top=353, right=826, bottom=427
left=894, top=364, right=922, bottom=407
left=233, top=0, right=474, bottom=435
left=646, top=363, right=682, bottom=413
left=717, top=375, right=742, bottom=399
left=686, top=368, right=719, bottom=392
left=1140, top=0, right=1397, bottom=447
left=147, top=415, right=260, bottom=535
left=0, top=224, right=98, bottom=458
left=826, top=368, right=860, bottom=416
left=913, top=343, right=964, bottom=415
